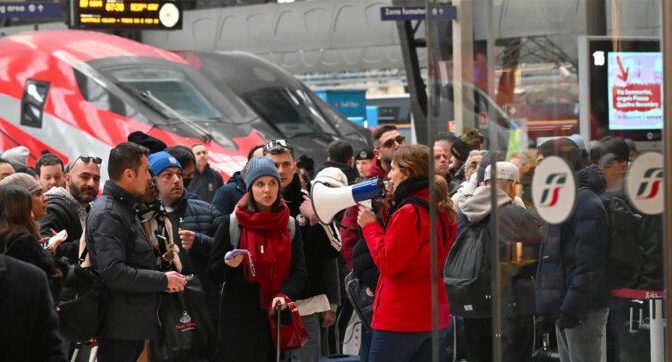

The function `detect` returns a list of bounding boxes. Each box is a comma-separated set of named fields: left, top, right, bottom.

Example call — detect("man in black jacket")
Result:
left=188, top=143, right=224, bottom=202
left=86, top=142, right=186, bottom=362
left=314, top=140, right=358, bottom=185
left=150, top=151, right=222, bottom=321
left=264, top=139, right=341, bottom=361
left=39, top=155, right=102, bottom=262
left=0, top=255, right=66, bottom=362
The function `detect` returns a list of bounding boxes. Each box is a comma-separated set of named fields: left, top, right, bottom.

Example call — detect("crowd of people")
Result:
left=0, top=124, right=663, bottom=362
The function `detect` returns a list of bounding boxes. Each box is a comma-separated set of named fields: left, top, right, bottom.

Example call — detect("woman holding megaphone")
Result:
left=357, top=144, right=457, bottom=362
left=207, top=157, right=307, bottom=362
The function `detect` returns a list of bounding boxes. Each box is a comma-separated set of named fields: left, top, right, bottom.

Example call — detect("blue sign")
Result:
left=380, top=6, right=456, bottom=21
left=0, top=2, right=62, bottom=18
left=315, top=90, right=366, bottom=119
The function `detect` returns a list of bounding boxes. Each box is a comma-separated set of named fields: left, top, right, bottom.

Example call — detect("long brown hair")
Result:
left=0, top=185, right=40, bottom=245
left=393, top=144, right=456, bottom=224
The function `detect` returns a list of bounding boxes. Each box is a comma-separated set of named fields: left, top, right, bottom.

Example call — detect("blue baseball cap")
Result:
left=149, top=151, right=182, bottom=176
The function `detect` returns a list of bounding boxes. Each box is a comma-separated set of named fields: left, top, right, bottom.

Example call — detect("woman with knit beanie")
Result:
left=208, top=156, right=307, bottom=362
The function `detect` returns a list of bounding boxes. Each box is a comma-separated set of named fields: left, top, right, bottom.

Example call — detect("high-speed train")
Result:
left=0, top=30, right=364, bottom=180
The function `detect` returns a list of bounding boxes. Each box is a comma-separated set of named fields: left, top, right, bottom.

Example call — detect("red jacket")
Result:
left=362, top=188, right=456, bottom=332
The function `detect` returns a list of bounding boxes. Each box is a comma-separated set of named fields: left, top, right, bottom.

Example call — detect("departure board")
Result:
left=70, top=0, right=182, bottom=30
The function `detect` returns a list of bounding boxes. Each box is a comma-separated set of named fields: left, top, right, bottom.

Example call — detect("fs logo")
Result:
left=636, top=167, right=663, bottom=200
left=539, top=173, right=567, bottom=207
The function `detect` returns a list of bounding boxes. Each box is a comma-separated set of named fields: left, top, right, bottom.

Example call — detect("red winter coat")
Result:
left=362, top=187, right=456, bottom=332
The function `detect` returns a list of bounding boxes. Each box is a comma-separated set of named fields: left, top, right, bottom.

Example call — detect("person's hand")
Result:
left=271, top=296, right=288, bottom=314
left=178, top=229, right=196, bottom=250
left=321, top=310, right=336, bottom=328
left=365, top=287, right=374, bottom=297
left=357, top=205, right=376, bottom=228
left=299, top=195, right=319, bottom=225
left=165, top=271, right=186, bottom=293
left=225, top=253, right=245, bottom=268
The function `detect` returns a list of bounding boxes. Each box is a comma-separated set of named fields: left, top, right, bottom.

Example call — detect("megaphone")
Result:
left=310, top=177, right=386, bottom=224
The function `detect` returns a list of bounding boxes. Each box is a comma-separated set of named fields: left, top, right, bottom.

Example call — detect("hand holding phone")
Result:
left=224, top=249, right=248, bottom=261
left=45, top=230, right=68, bottom=250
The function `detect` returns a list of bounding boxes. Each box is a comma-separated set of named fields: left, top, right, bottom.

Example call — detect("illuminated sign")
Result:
left=70, top=0, right=182, bottom=30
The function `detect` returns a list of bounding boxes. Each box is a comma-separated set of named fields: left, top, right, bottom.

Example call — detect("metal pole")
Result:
left=662, top=0, right=672, bottom=357
left=425, top=1, right=439, bottom=361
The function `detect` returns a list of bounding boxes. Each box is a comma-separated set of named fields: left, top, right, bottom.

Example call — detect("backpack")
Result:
left=443, top=220, right=492, bottom=318
left=228, top=214, right=295, bottom=248
left=601, top=194, right=643, bottom=289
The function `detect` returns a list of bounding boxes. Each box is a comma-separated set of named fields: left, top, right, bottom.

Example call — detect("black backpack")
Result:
left=443, top=220, right=492, bottom=318
left=601, top=194, right=643, bottom=289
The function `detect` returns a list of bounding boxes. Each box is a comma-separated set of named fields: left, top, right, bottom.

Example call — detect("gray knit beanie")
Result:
left=0, top=172, right=42, bottom=194
left=244, top=157, right=280, bottom=191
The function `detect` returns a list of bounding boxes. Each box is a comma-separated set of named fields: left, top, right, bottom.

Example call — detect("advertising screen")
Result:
left=607, top=52, right=663, bottom=130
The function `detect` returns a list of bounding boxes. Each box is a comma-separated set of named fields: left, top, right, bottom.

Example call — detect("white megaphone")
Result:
left=310, top=177, right=386, bottom=224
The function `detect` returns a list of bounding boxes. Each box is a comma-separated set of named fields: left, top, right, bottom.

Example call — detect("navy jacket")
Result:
left=188, top=164, right=224, bottom=203
left=211, top=171, right=246, bottom=215
left=535, top=165, right=609, bottom=320
left=86, top=181, right=167, bottom=340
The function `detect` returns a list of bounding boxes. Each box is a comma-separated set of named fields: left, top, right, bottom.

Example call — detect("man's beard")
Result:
left=71, top=181, right=97, bottom=204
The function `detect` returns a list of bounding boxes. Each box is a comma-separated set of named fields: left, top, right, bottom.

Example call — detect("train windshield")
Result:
left=110, top=68, right=222, bottom=121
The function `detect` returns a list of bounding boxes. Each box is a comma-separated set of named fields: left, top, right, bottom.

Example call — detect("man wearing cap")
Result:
left=149, top=151, right=222, bottom=325
left=86, top=142, right=186, bottom=362
left=535, top=138, right=610, bottom=362
left=456, top=161, right=543, bottom=362
left=39, top=155, right=102, bottom=263
left=264, top=139, right=341, bottom=361
left=354, top=149, right=374, bottom=179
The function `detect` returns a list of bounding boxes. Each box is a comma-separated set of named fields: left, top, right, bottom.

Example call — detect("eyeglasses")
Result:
left=380, top=135, right=405, bottom=149
left=78, top=156, right=102, bottom=165
left=264, top=139, right=294, bottom=154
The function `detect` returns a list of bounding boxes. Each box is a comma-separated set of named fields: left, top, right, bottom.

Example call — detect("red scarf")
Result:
left=234, top=195, right=292, bottom=311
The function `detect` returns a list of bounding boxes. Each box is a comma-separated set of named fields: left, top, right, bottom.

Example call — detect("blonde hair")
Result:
left=393, top=144, right=456, bottom=224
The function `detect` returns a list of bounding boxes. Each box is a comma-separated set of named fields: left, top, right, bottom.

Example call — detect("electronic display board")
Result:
left=70, top=0, right=182, bottom=30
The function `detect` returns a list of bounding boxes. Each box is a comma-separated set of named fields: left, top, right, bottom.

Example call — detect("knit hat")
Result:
left=355, top=149, right=374, bottom=161
left=313, top=167, right=348, bottom=188
left=0, top=172, right=42, bottom=194
left=1, top=146, right=29, bottom=167
left=148, top=151, right=181, bottom=177
left=128, top=131, right=167, bottom=154
left=245, top=157, right=280, bottom=191
left=484, top=162, right=520, bottom=183
left=450, top=139, right=475, bottom=163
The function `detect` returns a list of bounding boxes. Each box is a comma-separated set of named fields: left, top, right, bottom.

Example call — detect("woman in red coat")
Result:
left=357, top=144, right=457, bottom=362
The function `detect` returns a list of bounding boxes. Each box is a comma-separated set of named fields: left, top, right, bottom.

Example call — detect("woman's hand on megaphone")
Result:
left=357, top=205, right=376, bottom=228
left=300, top=195, right=319, bottom=225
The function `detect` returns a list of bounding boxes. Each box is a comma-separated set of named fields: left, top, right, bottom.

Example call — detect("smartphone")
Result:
left=224, top=248, right=248, bottom=261
left=184, top=274, right=195, bottom=281
left=45, top=230, right=68, bottom=249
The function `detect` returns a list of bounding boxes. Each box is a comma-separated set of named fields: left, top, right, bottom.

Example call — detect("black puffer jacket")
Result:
left=86, top=181, right=167, bottom=340
left=351, top=238, right=379, bottom=292
left=38, top=187, right=82, bottom=263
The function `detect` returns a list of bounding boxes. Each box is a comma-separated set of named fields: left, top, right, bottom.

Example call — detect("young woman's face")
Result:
left=251, top=176, right=279, bottom=211
left=387, top=161, right=408, bottom=192
left=31, top=189, right=47, bottom=220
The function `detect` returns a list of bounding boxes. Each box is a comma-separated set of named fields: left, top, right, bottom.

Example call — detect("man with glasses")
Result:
left=150, top=151, right=222, bottom=335
left=264, top=139, right=341, bottom=361
left=39, top=155, right=102, bottom=263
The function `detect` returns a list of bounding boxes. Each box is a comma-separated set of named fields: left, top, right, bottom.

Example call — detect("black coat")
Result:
left=86, top=181, right=167, bottom=340
left=188, top=164, right=224, bottom=203
left=0, top=255, right=66, bottom=362
left=38, top=188, right=82, bottom=262
left=351, top=237, right=379, bottom=292
left=211, top=171, right=246, bottom=215
left=167, top=194, right=222, bottom=318
left=207, top=214, right=307, bottom=362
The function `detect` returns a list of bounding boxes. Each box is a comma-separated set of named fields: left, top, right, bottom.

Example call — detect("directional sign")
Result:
left=380, top=6, right=456, bottom=21
left=0, top=2, right=62, bottom=18
left=71, top=0, right=182, bottom=30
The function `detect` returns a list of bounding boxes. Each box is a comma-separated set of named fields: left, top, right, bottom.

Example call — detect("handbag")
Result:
left=269, top=295, right=309, bottom=352
left=56, top=247, right=107, bottom=342
left=344, top=271, right=374, bottom=329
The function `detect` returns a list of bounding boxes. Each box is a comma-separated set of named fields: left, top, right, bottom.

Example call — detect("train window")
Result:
left=74, top=69, right=149, bottom=123
left=244, top=87, right=338, bottom=138
left=20, top=80, right=50, bottom=128
left=109, top=68, right=221, bottom=121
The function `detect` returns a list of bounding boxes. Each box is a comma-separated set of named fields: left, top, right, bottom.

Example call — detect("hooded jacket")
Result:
left=39, top=187, right=83, bottom=263
left=535, top=165, right=609, bottom=320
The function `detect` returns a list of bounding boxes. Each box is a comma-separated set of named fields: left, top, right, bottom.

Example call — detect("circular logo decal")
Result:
left=532, top=156, right=577, bottom=224
left=159, top=3, right=180, bottom=28
left=625, top=152, right=663, bottom=215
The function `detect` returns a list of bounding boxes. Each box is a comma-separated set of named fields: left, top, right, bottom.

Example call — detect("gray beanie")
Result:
left=0, top=172, right=42, bottom=194
left=245, top=157, right=280, bottom=191
left=1, top=146, right=29, bottom=167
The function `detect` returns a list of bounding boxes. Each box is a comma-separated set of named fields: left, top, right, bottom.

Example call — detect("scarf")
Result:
left=234, top=194, right=292, bottom=311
